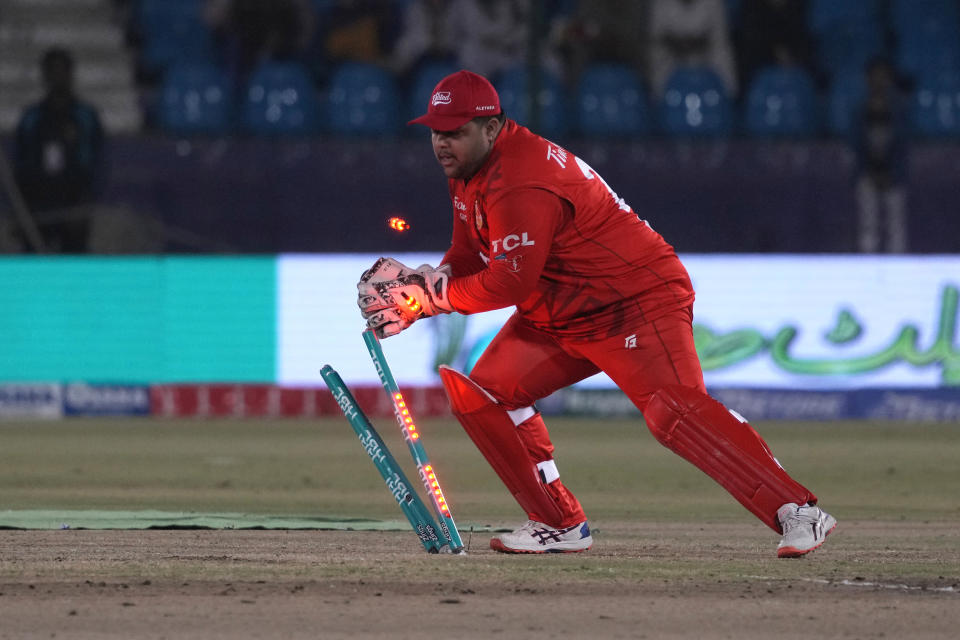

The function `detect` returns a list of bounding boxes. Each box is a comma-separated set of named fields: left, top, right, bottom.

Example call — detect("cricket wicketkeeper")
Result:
left=357, top=70, right=837, bottom=556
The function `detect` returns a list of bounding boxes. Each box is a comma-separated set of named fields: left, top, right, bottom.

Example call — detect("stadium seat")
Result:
left=574, top=63, right=650, bottom=137
left=658, top=66, right=732, bottom=137
left=807, top=0, right=880, bottom=37
left=911, top=71, right=960, bottom=138
left=894, top=17, right=960, bottom=81
left=158, top=63, right=234, bottom=136
left=405, top=59, right=460, bottom=125
left=495, top=65, right=569, bottom=138
left=890, top=0, right=959, bottom=31
left=743, top=66, right=819, bottom=137
left=133, top=0, right=204, bottom=31
left=815, top=22, right=884, bottom=81
left=826, top=66, right=867, bottom=137
left=241, top=62, right=321, bottom=136
left=136, top=0, right=215, bottom=75
left=326, top=62, right=402, bottom=136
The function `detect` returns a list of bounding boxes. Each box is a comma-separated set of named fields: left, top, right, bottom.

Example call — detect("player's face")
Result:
left=431, top=120, right=497, bottom=180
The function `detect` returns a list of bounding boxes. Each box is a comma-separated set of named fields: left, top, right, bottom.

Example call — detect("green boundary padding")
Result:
left=0, top=510, right=415, bottom=531
left=0, top=511, right=500, bottom=532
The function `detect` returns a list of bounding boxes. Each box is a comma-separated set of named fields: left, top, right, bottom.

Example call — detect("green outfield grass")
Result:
left=1, top=416, right=957, bottom=526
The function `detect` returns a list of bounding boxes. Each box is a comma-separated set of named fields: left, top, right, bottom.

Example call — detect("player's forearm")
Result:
left=441, top=246, right=485, bottom=279
left=447, top=265, right=536, bottom=314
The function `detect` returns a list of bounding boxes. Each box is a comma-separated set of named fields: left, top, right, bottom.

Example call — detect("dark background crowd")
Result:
left=0, top=0, right=958, bottom=255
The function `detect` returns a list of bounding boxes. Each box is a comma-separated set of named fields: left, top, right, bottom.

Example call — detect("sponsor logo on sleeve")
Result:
left=494, top=253, right=524, bottom=273
left=490, top=232, right=535, bottom=253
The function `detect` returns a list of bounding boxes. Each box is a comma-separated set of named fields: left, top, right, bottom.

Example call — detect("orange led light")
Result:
left=388, top=216, right=410, bottom=231
left=400, top=292, right=422, bottom=315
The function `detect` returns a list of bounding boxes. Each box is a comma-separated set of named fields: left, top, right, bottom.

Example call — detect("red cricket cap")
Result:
left=408, top=70, right=501, bottom=131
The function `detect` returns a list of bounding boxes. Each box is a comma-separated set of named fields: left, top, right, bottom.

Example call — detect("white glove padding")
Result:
left=363, top=264, right=453, bottom=339
left=414, top=263, right=452, bottom=277
left=360, top=256, right=417, bottom=283
left=373, top=268, right=453, bottom=321
left=365, top=307, right=413, bottom=339
left=357, top=257, right=416, bottom=318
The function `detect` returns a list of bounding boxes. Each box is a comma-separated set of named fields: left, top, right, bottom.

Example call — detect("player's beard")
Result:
left=436, top=145, right=487, bottom=180
left=434, top=134, right=491, bottom=181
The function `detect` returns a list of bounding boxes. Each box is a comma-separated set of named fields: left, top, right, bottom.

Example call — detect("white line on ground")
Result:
left=745, top=576, right=959, bottom=594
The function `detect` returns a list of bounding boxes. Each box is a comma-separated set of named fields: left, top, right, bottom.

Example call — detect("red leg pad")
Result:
left=439, top=366, right=566, bottom=527
left=644, top=385, right=816, bottom=532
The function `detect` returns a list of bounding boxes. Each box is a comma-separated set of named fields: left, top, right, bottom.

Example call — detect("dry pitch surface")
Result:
left=1, top=418, right=958, bottom=638
left=1, top=522, right=957, bottom=640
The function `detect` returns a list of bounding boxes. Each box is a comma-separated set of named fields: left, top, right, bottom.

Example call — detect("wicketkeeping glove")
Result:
left=357, top=257, right=416, bottom=319
left=363, top=307, right=411, bottom=339
left=374, top=265, right=453, bottom=321
left=358, top=259, right=453, bottom=339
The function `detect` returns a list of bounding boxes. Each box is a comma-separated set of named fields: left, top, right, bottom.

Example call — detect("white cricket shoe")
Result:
left=490, top=519, right=593, bottom=554
left=777, top=503, right=837, bottom=558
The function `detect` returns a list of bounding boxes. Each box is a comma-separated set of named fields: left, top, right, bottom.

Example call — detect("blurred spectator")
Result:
left=205, top=0, right=316, bottom=82
left=13, top=48, right=104, bottom=253
left=553, top=0, right=649, bottom=85
left=852, top=58, right=909, bottom=253
left=736, top=0, right=814, bottom=89
left=315, top=0, right=394, bottom=66
left=389, top=0, right=458, bottom=78
left=647, top=0, right=737, bottom=98
left=447, top=0, right=562, bottom=79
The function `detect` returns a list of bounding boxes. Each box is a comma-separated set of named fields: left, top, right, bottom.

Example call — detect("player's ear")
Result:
left=485, top=115, right=503, bottom=142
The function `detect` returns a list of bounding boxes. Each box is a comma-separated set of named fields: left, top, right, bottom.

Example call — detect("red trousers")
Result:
left=469, top=305, right=816, bottom=532
left=469, top=306, right=705, bottom=526
left=471, top=306, right=705, bottom=412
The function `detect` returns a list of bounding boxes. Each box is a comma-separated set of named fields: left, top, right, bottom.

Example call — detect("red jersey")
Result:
left=443, top=120, right=694, bottom=339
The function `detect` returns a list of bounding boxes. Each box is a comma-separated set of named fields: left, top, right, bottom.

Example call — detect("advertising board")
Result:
left=283, top=254, right=960, bottom=392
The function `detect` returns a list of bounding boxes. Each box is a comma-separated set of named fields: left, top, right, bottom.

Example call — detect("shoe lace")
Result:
left=781, top=515, right=800, bottom=535
left=516, top=519, right=539, bottom=534
left=782, top=506, right=819, bottom=535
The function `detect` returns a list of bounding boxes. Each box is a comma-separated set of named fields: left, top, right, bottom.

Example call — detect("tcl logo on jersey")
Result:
left=491, top=233, right=535, bottom=253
